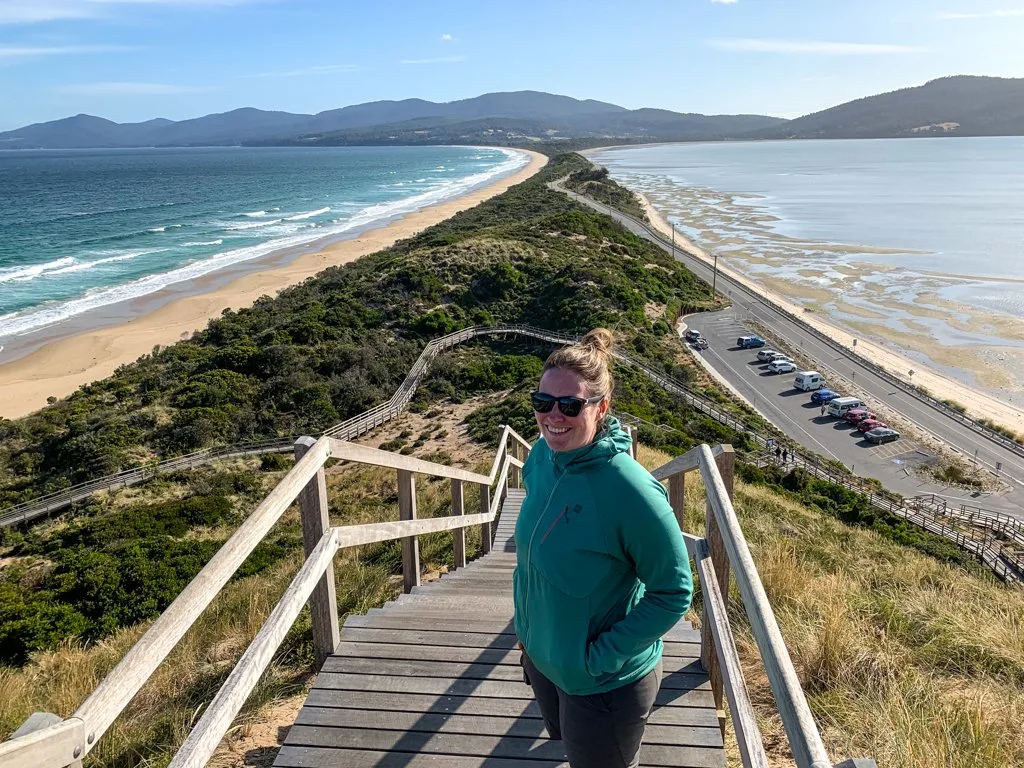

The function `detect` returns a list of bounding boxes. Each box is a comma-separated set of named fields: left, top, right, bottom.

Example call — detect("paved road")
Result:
left=554, top=183, right=1024, bottom=517
left=688, top=307, right=1019, bottom=512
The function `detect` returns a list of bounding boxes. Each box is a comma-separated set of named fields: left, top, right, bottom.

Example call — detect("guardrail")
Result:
left=555, top=180, right=1024, bottom=460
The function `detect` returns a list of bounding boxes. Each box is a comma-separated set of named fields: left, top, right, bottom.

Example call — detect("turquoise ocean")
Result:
left=0, top=146, right=526, bottom=352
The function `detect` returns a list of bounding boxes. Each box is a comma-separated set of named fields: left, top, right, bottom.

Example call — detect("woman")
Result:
left=513, top=328, right=693, bottom=768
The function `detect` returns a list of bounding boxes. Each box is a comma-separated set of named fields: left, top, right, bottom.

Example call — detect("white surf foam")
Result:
left=0, top=148, right=530, bottom=339
left=224, top=218, right=283, bottom=230
left=286, top=207, right=330, bottom=221
left=242, top=210, right=267, bottom=217
left=183, top=239, right=224, bottom=247
left=0, top=257, right=77, bottom=284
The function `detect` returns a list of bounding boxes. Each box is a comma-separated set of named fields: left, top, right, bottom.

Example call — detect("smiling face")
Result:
left=535, top=367, right=610, bottom=453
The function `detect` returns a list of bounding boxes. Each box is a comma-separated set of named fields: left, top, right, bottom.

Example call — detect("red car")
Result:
left=843, top=409, right=876, bottom=425
left=857, top=418, right=888, bottom=433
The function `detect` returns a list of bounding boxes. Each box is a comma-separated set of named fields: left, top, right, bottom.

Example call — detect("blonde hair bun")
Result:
left=580, top=327, right=614, bottom=357
left=542, top=327, right=614, bottom=398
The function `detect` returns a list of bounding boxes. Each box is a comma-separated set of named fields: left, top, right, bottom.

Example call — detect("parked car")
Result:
left=769, top=353, right=794, bottom=364
left=810, top=389, right=841, bottom=405
left=694, top=338, right=709, bottom=350
left=737, top=335, right=766, bottom=349
left=843, top=409, right=876, bottom=425
left=757, top=348, right=780, bottom=362
left=794, top=371, right=826, bottom=391
left=769, top=359, right=797, bottom=374
left=684, top=328, right=702, bottom=343
left=865, top=427, right=901, bottom=444
left=827, top=397, right=868, bottom=418
left=857, top=418, right=888, bottom=433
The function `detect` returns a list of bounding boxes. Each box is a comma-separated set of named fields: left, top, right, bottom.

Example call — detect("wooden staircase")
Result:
left=273, top=487, right=725, bottom=768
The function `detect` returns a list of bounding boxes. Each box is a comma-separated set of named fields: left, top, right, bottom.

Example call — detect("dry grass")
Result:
left=635, top=444, right=1024, bottom=768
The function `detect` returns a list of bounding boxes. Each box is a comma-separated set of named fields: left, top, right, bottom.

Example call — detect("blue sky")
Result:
left=1, top=0, right=1023, bottom=131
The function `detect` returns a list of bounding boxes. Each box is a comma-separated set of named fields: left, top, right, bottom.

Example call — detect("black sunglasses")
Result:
left=531, top=391, right=604, bottom=417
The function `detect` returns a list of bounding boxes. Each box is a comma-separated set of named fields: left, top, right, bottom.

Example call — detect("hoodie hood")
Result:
left=550, top=416, right=633, bottom=474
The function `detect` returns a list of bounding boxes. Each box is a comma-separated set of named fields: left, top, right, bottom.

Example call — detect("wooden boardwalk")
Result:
left=274, top=488, right=725, bottom=768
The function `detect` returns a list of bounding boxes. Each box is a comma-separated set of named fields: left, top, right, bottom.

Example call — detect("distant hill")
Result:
left=0, top=91, right=784, bottom=149
left=754, top=76, right=1024, bottom=139
left=6, top=77, right=1024, bottom=150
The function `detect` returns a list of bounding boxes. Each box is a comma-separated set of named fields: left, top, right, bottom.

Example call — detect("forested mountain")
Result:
left=0, top=90, right=783, bottom=148
left=5, top=76, right=1024, bottom=149
left=753, top=76, right=1024, bottom=139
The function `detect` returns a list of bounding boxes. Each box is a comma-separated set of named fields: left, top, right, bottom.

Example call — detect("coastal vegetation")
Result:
left=0, top=152, right=1018, bottom=768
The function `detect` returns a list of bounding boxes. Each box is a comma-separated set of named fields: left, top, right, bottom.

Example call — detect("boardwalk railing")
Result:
left=558, top=178, right=1024, bottom=459
left=0, top=323, right=756, bottom=528
left=1, top=431, right=875, bottom=768
left=0, top=423, right=532, bottom=768
left=651, top=443, right=876, bottom=768
left=5, top=324, right=1019, bottom=584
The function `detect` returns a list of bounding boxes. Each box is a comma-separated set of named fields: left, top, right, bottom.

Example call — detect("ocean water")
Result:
left=593, top=138, right=1024, bottom=321
left=0, top=146, right=527, bottom=346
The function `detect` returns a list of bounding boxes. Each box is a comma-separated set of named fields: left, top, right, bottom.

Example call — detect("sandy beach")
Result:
left=636, top=193, right=1024, bottom=437
left=0, top=150, right=547, bottom=420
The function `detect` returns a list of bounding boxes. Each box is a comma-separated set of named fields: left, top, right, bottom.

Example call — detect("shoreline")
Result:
left=0, top=149, right=548, bottom=420
left=634, top=191, right=1024, bottom=436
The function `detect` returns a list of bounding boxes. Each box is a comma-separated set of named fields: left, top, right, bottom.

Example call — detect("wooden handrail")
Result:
left=694, top=539, right=768, bottom=768
left=1, top=424, right=532, bottom=767
left=70, top=436, right=331, bottom=754
left=168, top=530, right=342, bottom=768
left=655, top=443, right=870, bottom=768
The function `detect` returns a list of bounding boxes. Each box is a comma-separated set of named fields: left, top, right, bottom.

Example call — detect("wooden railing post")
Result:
left=451, top=479, right=466, bottom=569
left=626, top=425, right=637, bottom=459
left=703, top=445, right=735, bottom=726
left=294, top=437, right=339, bottom=666
left=480, top=484, right=492, bottom=555
left=669, top=473, right=686, bottom=531
left=398, top=470, right=421, bottom=593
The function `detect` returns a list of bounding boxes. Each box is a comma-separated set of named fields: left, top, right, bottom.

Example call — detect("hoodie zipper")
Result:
left=520, top=455, right=565, bottom=642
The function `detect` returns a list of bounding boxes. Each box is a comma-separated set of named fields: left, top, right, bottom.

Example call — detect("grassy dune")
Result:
left=636, top=444, right=1024, bottom=768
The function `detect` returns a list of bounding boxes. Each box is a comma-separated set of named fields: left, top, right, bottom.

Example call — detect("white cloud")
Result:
left=709, top=38, right=928, bottom=54
left=440, top=33, right=454, bottom=41
left=711, top=0, right=737, bottom=4
left=937, top=8, right=1024, bottom=19
left=54, top=81, right=215, bottom=94
left=0, top=44, right=136, bottom=57
left=249, top=64, right=359, bottom=78
left=0, top=0, right=265, bottom=24
left=400, top=55, right=465, bottom=65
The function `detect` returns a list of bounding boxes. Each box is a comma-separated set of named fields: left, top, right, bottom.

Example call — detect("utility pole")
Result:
left=712, top=252, right=719, bottom=296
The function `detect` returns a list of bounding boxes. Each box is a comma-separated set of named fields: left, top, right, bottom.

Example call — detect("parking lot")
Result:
left=680, top=308, right=969, bottom=500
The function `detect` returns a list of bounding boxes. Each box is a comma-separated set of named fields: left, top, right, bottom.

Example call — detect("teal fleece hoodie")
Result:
left=513, top=417, right=693, bottom=696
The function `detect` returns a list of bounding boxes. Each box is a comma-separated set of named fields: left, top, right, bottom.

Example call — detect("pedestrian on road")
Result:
left=820, top=403, right=827, bottom=417
left=515, top=327, right=692, bottom=768
left=782, top=448, right=789, bottom=464
left=774, top=445, right=782, bottom=463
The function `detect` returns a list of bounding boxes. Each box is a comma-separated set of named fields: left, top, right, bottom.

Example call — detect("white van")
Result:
left=827, top=396, right=867, bottom=418
left=794, top=371, right=825, bottom=391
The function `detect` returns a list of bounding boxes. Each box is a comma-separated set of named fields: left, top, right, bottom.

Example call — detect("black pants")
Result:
left=521, top=652, right=662, bottom=768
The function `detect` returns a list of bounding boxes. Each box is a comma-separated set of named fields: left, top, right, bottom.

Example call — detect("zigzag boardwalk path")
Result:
left=274, top=488, right=725, bottom=768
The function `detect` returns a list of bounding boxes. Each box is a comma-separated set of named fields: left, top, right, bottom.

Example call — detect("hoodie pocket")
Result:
left=528, top=567, right=597, bottom=692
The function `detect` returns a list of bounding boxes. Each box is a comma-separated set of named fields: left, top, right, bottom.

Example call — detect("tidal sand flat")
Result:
left=0, top=148, right=546, bottom=418
left=591, top=138, right=1024, bottom=431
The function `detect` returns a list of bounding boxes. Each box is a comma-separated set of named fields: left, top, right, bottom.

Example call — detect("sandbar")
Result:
left=636, top=193, right=1024, bottom=436
left=0, top=151, right=548, bottom=419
